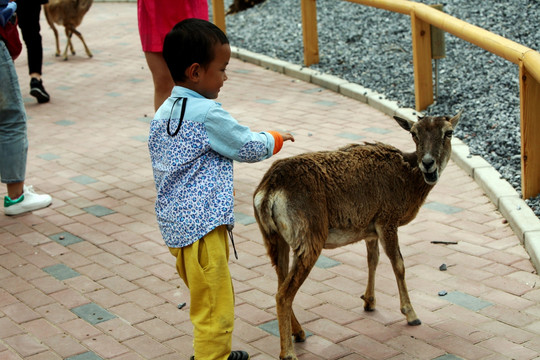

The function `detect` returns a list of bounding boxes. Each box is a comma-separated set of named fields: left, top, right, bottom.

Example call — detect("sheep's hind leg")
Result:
left=361, top=238, right=379, bottom=311
left=72, top=28, right=93, bottom=58
left=273, top=237, right=298, bottom=359
left=273, top=237, right=305, bottom=344
left=276, top=251, right=319, bottom=360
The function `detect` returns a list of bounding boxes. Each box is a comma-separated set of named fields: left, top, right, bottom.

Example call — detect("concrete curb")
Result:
left=230, top=46, right=540, bottom=272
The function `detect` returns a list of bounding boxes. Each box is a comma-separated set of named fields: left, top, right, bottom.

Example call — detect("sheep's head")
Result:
left=394, top=110, right=461, bottom=185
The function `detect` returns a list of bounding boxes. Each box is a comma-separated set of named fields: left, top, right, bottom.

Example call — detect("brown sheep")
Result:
left=253, top=111, right=462, bottom=360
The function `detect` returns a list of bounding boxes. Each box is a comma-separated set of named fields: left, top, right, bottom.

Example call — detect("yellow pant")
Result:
left=169, top=225, right=235, bottom=360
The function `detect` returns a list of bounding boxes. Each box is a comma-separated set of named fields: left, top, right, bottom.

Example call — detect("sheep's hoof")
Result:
left=361, top=294, right=376, bottom=311
left=408, top=319, right=422, bottom=326
left=292, top=330, right=306, bottom=343
left=279, top=354, right=298, bottom=360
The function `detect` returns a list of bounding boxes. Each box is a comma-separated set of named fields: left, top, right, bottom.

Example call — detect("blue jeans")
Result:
left=0, top=40, right=28, bottom=184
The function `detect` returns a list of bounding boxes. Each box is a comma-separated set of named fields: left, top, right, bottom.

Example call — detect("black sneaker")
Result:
left=30, top=77, right=50, bottom=103
left=190, top=351, right=250, bottom=360
left=228, top=351, right=250, bottom=360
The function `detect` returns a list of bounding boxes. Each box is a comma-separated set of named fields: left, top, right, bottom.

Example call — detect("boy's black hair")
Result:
left=163, top=18, right=229, bottom=82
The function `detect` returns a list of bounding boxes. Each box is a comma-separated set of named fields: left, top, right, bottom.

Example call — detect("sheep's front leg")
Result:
left=361, top=238, right=379, bottom=311
left=50, top=24, right=61, bottom=57
left=378, top=225, right=421, bottom=326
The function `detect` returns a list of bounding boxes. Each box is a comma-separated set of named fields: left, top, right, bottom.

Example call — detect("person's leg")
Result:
left=17, top=0, right=50, bottom=103
left=170, top=225, right=235, bottom=360
left=0, top=42, right=29, bottom=197
left=17, top=0, right=44, bottom=76
left=6, top=183, right=24, bottom=200
left=144, top=51, right=174, bottom=111
left=0, top=42, right=52, bottom=215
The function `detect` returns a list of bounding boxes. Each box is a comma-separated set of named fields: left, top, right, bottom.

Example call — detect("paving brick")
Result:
left=58, top=318, right=102, bottom=340
left=478, top=336, right=539, bottom=359
left=122, top=334, right=174, bottom=358
left=3, top=302, right=42, bottom=324
left=109, top=302, right=155, bottom=325
left=42, top=334, right=89, bottom=359
left=304, top=318, right=357, bottom=343
left=82, top=334, right=130, bottom=359
left=341, top=334, right=400, bottom=359
left=430, top=335, right=493, bottom=359
left=434, top=319, right=492, bottom=344
left=3, top=334, right=49, bottom=358
left=0, top=317, right=24, bottom=338
left=310, top=304, right=363, bottom=325
left=235, top=303, right=276, bottom=325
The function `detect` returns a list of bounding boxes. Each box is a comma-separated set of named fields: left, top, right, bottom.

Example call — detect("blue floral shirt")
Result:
left=148, top=86, right=277, bottom=248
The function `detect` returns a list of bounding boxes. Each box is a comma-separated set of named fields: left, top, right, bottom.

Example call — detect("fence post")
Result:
left=212, top=0, right=226, bottom=33
left=301, top=0, right=319, bottom=66
left=411, top=11, right=433, bottom=111
left=519, top=61, right=540, bottom=199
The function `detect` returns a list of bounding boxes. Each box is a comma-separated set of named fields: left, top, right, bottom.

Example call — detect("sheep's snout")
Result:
left=420, top=154, right=439, bottom=185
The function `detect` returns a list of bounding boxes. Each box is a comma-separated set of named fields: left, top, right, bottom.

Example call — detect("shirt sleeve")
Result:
left=204, top=103, right=281, bottom=163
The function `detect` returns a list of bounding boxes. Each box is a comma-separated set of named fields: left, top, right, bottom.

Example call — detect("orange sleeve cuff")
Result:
left=268, top=131, right=284, bottom=155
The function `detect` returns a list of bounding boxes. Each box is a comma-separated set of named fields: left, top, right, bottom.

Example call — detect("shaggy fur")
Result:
left=253, top=112, right=461, bottom=360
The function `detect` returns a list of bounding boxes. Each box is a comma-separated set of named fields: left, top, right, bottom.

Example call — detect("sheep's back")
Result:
left=257, top=142, right=429, bottom=230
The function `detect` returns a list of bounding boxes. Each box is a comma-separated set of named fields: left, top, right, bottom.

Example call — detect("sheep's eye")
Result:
left=445, top=130, right=453, bottom=138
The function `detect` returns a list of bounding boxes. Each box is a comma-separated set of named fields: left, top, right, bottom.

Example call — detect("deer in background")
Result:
left=44, top=0, right=93, bottom=60
left=253, top=111, right=462, bottom=360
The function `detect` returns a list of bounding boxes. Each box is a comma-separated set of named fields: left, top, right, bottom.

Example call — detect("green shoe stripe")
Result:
left=4, top=195, right=24, bottom=207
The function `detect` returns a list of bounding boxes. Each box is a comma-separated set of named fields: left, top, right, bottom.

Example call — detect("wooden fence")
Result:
left=211, top=0, right=540, bottom=200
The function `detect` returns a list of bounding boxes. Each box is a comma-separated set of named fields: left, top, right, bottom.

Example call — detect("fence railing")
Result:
left=211, top=0, right=540, bottom=200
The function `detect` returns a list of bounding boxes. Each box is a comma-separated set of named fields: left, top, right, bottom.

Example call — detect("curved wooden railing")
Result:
left=211, top=0, right=540, bottom=200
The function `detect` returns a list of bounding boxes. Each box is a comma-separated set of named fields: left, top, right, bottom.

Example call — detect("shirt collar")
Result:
left=171, top=86, right=206, bottom=99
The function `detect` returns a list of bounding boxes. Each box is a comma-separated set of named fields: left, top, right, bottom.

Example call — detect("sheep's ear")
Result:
left=449, top=109, right=463, bottom=128
left=394, top=116, right=415, bottom=132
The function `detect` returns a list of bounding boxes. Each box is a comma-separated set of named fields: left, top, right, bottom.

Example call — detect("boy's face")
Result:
left=196, top=43, right=231, bottom=99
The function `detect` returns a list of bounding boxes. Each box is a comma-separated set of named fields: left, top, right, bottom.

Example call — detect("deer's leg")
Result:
left=43, top=8, right=60, bottom=57
left=67, top=30, right=76, bottom=55
left=377, top=225, right=420, bottom=326
left=361, top=238, right=379, bottom=311
left=62, top=29, right=72, bottom=60
left=71, top=28, right=93, bottom=58
left=51, top=24, right=60, bottom=57
left=275, top=248, right=320, bottom=360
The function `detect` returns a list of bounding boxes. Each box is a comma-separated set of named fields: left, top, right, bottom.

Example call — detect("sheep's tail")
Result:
left=253, top=188, right=288, bottom=269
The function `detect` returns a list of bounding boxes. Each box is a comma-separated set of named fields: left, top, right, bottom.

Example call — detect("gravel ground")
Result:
left=214, top=0, right=540, bottom=217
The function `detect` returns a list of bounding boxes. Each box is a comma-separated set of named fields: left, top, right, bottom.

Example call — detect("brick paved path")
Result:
left=1, top=2, right=539, bottom=359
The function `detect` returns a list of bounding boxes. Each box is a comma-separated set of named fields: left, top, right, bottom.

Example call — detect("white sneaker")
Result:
left=4, top=185, right=52, bottom=216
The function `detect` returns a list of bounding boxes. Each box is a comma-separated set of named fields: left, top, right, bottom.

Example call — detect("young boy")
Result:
left=148, top=19, right=294, bottom=360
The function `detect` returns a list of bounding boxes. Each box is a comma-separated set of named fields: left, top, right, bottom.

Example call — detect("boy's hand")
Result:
left=281, top=132, right=295, bottom=142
